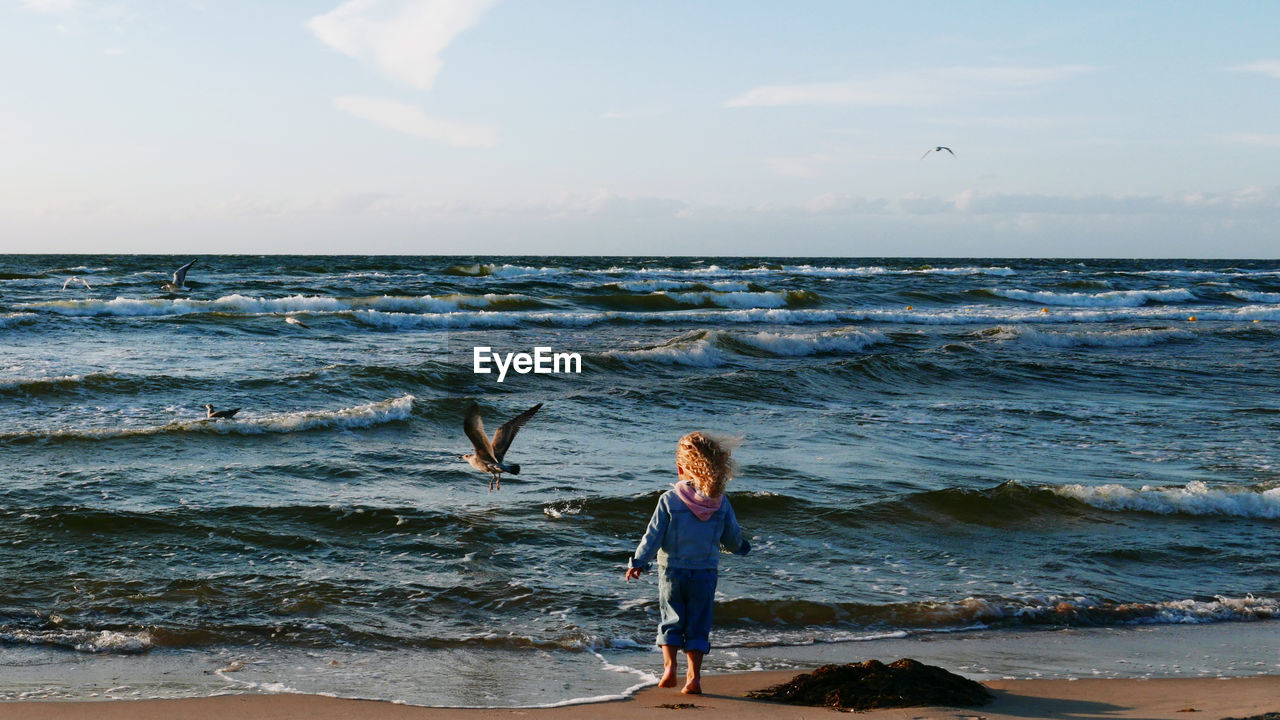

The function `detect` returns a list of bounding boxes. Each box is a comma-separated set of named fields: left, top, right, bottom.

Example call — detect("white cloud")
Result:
left=333, top=95, right=498, bottom=147
left=1229, top=60, right=1280, bottom=78
left=726, top=64, right=1096, bottom=108
left=18, top=0, right=77, bottom=13
left=1224, top=132, right=1280, bottom=148
left=766, top=153, right=837, bottom=179
left=601, top=107, right=666, bottom=120
left=308, top=0, right=497, bottom=90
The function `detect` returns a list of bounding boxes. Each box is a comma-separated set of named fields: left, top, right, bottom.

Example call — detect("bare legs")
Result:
left=658, top=646, right=703, bottom=694
left=682, top=650, right=703, bottom=695
left=658, top=645, right=679, bottom=687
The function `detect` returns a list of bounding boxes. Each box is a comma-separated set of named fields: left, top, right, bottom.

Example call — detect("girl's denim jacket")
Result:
left=629, top=489, right=750, bottom=571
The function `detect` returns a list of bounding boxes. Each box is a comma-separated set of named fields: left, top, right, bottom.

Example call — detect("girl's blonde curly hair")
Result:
left=676, top=431, right=739, bottom=498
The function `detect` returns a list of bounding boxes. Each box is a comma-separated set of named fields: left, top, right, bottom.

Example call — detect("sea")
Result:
left=1, top=255, right=1278, bottom=706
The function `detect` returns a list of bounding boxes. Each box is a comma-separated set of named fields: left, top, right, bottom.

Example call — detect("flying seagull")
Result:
left=62, top=276, right=92, bottom=290
left=161, top=259, right=198, bottom=292
left=462, top=402, right=543, bottom=491
left=921, top=146, right=956, bottom=160
left=205, top=404, right=241, bottom=420
left=283, top=315, right=310, bottom=329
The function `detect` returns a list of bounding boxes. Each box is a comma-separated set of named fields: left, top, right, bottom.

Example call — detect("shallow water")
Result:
left=2, top=255, right=1279, bottom=704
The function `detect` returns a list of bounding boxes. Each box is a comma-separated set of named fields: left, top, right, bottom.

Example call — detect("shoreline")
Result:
left=3, top=620, right=1279, bottom=708
left=3, top=672, right=1280, bottom=720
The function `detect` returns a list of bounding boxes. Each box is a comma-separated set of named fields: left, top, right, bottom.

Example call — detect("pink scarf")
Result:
left=674, top=480, right=722, bottom=521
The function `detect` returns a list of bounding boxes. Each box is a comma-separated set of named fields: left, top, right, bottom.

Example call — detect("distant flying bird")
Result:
left=161, top=259, right=198, bottom=292
left=921, top=146, right=956, bottom=159
left=62, top=276, right=92, bottom=290
left=462, top=402, right=543, bottom=491
left=204, top=404, right=241, bottom=420
left=283, top=315, right=310, bottom=329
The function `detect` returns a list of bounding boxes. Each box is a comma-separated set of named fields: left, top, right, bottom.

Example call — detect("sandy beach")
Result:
left=2, top=671, right=1278, bottom=720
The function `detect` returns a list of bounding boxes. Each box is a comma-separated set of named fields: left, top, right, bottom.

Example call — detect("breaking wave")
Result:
left=19, top=294, right=544, bottom=318
left=986, top=288, right=1197, bottom=307
left=0, top=395, right=415, bottom=444
left=991, top=326, right=1196, bottom=348
left=1053, top=480, right=1280, bottom=520
left=1229, top=290, right=1280, bottom=303
left=0, top=312, right=38, bottom=328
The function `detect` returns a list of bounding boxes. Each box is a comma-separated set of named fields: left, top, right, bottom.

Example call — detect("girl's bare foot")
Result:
left=680, top=679, right=702, bottom=695
left=659, top=666, right=678, bottom=688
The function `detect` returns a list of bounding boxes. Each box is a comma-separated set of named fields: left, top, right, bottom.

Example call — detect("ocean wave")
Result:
left=862, top=481, right=1280, bottom=527
left=1121, top=269, right=1230, bottom=278
left=609, top=280, right=753, bottom=292
left=0, top=395, right=415, bottom=444
left=1124, top=268, right=1280, bottom=279
left=0, top=628, right=153, bottom=654
left=444, top=264, right=567, bottom=278
left=1229, top=290, right=1280, bottom=303
left=991, top=326, right=1195, bottom=348
left=602, top=328, right=888, bottom=367
left=0, top=312, right=38, bottom=328
left=603, top=332, right=726, bottom=367
left=713, top=593, right=1279, bottom=637
left=15, top=300, right=1280, bottom=331
left=442, top=263, right=1017, bottom=281
left=986, top=288, right=1197, bottom=307
left=663, top=290, right=814, bottom=309
left=731, top=329, right=889, bottom=356
left=0, top=372, right=105, bottom=393
left=18, top=293, right=542, bottom=318
left=1053, top=480, right=1280, bottom=520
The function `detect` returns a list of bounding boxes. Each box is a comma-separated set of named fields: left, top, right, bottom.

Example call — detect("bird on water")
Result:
left=161, top=259, right=198, bottom=292
left=461, top=402, right=543, bottom=491
left=205, top=405, right=240, bottom=420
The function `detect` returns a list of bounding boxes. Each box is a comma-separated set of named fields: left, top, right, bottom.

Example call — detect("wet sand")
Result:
left=3, top=671, right=1278, bottom=720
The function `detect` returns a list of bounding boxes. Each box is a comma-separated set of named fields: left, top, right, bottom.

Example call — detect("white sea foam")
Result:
left=1124, top=269, right=1230, bottom=278
left=488, top=264, right=567, bottom=278
left=996, top=326, right=1195, bottom=348
left=909, top=266, right=1017, bottom=276
left=735, top=329, right=888, bottom=356
left=1229, top=290, right=1280, bottom=303
left=990, top=288, right=1197, bottom=307
left=1054, top=480, right=1280, bottom=519
left=0, top=628, right=154, bottom=653
left=781, top=265, right=1015, bottom=277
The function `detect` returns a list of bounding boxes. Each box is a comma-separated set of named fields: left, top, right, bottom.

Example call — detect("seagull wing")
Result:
left=920, top=148, right=933, bottom=160
left=463, top=404, right=497, bottom=464
left=942, top=146, right=955, bottom=156
left=491, top=403, right=542, bottom=462
left=62, top=277, right=73, bottom=290
left=173, top=259, right=197, bottom=286
left=81, top=278, right=92, bottom=289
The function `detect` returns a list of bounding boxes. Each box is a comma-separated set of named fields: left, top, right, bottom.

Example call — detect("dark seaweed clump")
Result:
left=747, top=659, right=993, bottom=711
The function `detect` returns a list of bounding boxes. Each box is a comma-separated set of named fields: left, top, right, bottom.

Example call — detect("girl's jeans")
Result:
left=657, top=567, right=718, bottom=653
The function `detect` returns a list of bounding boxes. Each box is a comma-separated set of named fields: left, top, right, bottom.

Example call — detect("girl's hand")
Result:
left=625, top=567, right=642, bottom=581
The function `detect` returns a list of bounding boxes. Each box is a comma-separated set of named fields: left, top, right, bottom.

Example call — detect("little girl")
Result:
left=625, top=431, right=751, bottom=695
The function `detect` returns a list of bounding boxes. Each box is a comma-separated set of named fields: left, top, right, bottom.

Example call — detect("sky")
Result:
left=1, top=0, right=1279, bottom=257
